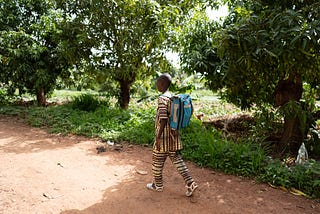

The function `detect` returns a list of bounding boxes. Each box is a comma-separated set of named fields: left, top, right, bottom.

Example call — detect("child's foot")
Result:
left=186, top=181, right=198, bottom=197
left=146, top=183, right=163, bottom=192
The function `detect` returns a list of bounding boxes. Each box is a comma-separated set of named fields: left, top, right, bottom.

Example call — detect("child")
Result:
left=146, top=73, right=198, bottom=197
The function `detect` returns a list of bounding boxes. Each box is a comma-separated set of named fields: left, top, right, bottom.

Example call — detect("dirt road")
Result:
left=0, top=115, right=319, bottom=214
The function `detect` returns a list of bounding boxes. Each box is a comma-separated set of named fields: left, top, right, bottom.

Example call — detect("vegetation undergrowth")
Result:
left=0, top=90, right=319, bottom=198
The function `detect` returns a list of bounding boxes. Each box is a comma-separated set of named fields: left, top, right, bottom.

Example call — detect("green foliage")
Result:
left=279, top=101, right=308, bottom=134
left=0, top=105, right=25, bottom=116
left=0, top=0, right=217, bottom=109
left=71, top=94, right=107, bottom=112
left=178, top=0, right=320, bottom=159
left=63, top=0, right=170, bottom=109
left=56, top=0, right=211, bottom=109
left=0, top=88, right=10, bottom=104
left=0, top=0, right=92, bottom=106
left=305, top=122, right=320, bottom=160
left=178, top=10, right=222, bottom=86
left=117, top=106, right=155, bottom=144
left=169, top=74, right=196, bottom=94
left=277, top=100, right=320, bottom=158
left=240, top=2, right=318, bottom=108
left=182, top=120, right=266, bottom=177
left=180, top=0, right=320, bottom=110
left=17, top=99, right=155, bottom=144
left=259, top=159, right=320, bottom=198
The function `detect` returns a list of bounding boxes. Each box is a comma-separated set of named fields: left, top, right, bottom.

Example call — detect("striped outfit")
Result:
left=152, top=92, right=194, bottom=188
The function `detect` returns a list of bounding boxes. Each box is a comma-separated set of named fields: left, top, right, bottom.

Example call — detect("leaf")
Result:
left=302, top=38, right=307, bottom=50
left=289, top=188, right=308, bottom=197
left=263, top=48, right=278, bottom=58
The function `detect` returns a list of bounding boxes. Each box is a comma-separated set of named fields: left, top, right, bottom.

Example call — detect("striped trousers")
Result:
left=152, top=150, right=194, bottom=188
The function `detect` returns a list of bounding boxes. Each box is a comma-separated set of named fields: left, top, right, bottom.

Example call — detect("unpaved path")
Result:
left=0, top=115, right=319, bottom=214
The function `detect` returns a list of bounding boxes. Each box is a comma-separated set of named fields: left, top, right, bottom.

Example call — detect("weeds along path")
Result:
left=0, top=115, right=319, bottom=214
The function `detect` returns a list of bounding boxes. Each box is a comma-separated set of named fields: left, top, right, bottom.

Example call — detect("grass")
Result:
left=0, top=89, right=320, bottom=198
left=181, top=121, right=266, bottom=177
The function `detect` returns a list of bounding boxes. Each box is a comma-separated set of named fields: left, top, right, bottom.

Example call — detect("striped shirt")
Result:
left=153, top=93, right=182, bottom=152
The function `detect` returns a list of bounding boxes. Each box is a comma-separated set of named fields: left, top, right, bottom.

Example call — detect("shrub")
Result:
left=258, top=159, right=320, bottom=198
left=0, top=88, right=13, bottom=105
left=71, top=94, right=106, bottom=112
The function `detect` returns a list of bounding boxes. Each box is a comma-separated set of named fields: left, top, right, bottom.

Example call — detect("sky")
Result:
left=206, top=5, right=229, bottom=21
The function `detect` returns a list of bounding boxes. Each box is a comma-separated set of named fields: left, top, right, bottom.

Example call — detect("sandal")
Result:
left=146, top=183, right=163, bottom=192
left=185, top=182, right=198, bottom=197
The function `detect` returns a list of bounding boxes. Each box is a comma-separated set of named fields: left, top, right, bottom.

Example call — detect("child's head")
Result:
left=156, top=73, right=172, bottom=93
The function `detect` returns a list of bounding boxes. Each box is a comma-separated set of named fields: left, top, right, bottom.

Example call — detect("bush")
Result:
left=71, top=94, right=107, bottom=112
left=0, top=88, right=12, bottom=105
left=118, top=107, right=155, bottom=144
left=258, top=159, right=320, bottom=198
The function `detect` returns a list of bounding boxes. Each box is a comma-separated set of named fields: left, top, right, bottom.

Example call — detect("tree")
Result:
left=180, top=0, right=320, bottom=154
left=60, top=0, right=209, bottom=109
left=178, top=10, right=221, bottom=85
left=0, top=0, right=91, bottom=106
left=57, top=0, right=165, bottom=109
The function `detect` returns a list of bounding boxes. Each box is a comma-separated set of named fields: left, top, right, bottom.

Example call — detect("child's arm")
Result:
left=157, top=118, right=167, bottom=139
left=155, top=95, right=169, bottom=149
left=156, top=118, right=167, bottom=149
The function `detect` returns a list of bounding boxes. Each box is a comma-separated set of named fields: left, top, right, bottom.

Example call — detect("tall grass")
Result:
left=181, top=119, right=266, bottom=177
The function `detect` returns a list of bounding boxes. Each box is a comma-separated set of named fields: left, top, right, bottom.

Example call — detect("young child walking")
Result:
left=146, top=73, right=198, bottom=197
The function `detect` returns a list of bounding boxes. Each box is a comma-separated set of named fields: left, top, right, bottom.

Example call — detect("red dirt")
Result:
left=0, top=115, right=319, bottom=214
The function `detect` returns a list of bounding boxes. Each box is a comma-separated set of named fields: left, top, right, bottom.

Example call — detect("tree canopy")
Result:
left=0, top=0, right=91, bottom=106
left=57, top=0, right=209, bottom=109
left=179, top=0, right=320, bottom=152
left=69, top=0, right=167, bottom=109
left=0, top=0, right=224, bottom=108
left=215, top=0, right=320, bottom=109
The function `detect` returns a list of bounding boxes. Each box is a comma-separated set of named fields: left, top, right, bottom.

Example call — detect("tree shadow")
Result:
left=59, top=159, right=206, bottom=214
left=0, top=115, right=89, bottom=154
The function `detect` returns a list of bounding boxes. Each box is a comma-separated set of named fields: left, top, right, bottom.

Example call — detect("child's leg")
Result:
left=168, top=151, right=194, bottom=185
left=152, top=150, right=167, bottom=188
left=169, top=151, right=198, bottom=196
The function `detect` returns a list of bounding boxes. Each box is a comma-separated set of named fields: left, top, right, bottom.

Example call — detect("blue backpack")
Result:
left=169, top=94, right=193, bottom=130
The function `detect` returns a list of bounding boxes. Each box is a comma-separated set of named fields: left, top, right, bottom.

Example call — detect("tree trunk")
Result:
left=36, top=87, right=46, bottom=107
left=274, top=76, right=303, bottom=154
left=281, top=118, right=303, bottom=154
left=119, top=79, right=131, bottom=109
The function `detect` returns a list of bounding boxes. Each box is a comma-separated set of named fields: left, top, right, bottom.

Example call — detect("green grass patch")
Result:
left=181, top=119, right=266, bottom=177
